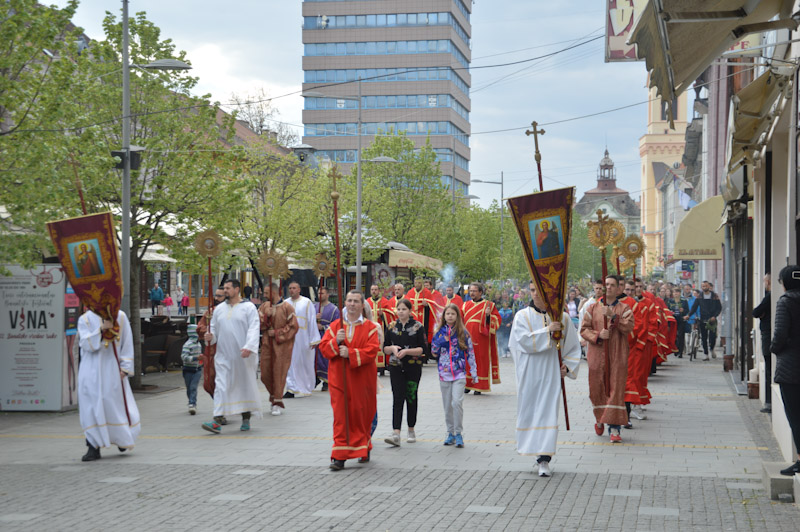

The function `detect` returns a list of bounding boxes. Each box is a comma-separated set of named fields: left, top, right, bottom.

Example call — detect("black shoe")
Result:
left=81, top=446, right=101, bottom=462
left=624, top=422, right=633, bottom=429
left=464, top=389, right=471, bottom=394
left=779, top=460, right=800, bottom=476
left=760, top=406, right=772, bottom=414
left=117, top=446, right=127, bottom=453
left=283, top=392, right=295, bottom=399
left=321, top=383, right=328, bottom=392
left=329, top=459, right=345, bottom=471
left=357, top=451, right=370, bottom=464
left=473, top=391, right=482, bottom=396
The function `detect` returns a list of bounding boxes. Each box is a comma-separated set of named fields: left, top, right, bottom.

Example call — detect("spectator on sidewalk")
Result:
left=497, top=302, right=513, bottom=357
left=687, top=281, right=722, bottom=360
left=181, top=324, right=202, bottom=415
left=149, top=282, right=163, bottom=316
left=180, top=291, right=190, bottom=316
left=163, top=294, right=173, bottom=318
left=753, top=273, right=772, bottom=413
left=771, top=265, right=800, bottom=476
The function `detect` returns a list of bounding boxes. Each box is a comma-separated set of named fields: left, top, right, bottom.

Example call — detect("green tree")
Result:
left=1, top=9, right=244, bottom=386
left=567, top=211, right=602, bottom=283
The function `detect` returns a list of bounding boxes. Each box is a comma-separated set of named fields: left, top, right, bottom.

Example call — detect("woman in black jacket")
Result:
left=771, top=265, right=800, bottom=476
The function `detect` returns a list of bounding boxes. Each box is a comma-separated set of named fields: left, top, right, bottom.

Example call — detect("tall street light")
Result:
left=301, top=84, right=396, bottom=292
left=120, top=0, right=191, bottom=317
left=472, top=172, right=505, bottom=275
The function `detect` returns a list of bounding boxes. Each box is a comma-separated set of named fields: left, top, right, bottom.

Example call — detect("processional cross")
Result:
left=525, top=121, right=545, bottom=192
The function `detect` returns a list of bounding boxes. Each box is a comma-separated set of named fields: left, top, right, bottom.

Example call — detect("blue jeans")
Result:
left=183, top=367, right=203, bottom=405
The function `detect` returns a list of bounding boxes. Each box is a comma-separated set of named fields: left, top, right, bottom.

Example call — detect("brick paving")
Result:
left=1, top=349, right=798, bottom=531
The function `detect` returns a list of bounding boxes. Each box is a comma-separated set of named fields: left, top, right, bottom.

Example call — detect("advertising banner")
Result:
left=0, top=264, right=73, bottom=411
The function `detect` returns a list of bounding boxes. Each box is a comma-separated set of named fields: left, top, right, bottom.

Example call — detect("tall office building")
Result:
left=301, top=0, right=472, bottom=195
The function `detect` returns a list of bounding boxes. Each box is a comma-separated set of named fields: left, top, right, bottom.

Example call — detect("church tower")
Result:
left=639, top=85, right=688, bottom=274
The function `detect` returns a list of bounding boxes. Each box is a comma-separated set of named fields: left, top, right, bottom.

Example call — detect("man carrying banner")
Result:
left=202, top=279, right=262, bottom=434
left=510, top=282, right=581, bottom=477
left=462, top=282, right=501, bottom=394
left=581, top=275, right=634, bottom=443
left=78, top=309, right=141, bottom=461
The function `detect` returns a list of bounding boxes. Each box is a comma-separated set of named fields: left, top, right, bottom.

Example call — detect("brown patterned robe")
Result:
left=581, top=297, right=634, bottom=426
left=259, top=300, right=299, bottom=408
left=197, top=309, right=216, bottom=398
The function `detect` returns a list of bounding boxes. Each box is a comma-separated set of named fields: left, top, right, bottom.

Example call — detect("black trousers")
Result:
left=762, top=337, right=772, bottom=404
left=675, top=324, right=686, bottom=355
left=700, top=321, right=714, bottom=354
left=389, top=362, right=422, bottom=430
left=779, top=383, right=800, bottom=453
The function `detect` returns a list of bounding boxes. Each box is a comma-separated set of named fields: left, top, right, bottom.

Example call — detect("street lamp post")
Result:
left=119, top=0, right=191, bottom=317
left=301, top=84, right=397, bottom=293
left=472, top=172, right=505, bottom=275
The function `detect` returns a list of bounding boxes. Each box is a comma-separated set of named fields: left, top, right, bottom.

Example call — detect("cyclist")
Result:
left=686, top=281, right=722, bottom=361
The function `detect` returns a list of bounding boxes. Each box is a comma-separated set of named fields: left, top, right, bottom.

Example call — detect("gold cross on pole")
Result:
left=525, top=120, right=546, bottom=191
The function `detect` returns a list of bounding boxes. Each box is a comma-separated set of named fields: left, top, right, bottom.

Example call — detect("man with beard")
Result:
left=314, top=286, right=341, bottom=389
left=259, top=283, right=299, bottom=416
left=284, top=282, right=322, bottom=398
left=687, top=281, right=723, bottom=360
left=462, top=282, right=501, bottom=394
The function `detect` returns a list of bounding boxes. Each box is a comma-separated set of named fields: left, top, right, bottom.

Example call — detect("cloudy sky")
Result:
left=57, top=0, right=654, bottom=207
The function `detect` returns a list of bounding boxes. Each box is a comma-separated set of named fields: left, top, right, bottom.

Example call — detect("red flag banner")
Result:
left=507, top=187, right=575, bottom=332
left=46, top=212, right=123, bottom=322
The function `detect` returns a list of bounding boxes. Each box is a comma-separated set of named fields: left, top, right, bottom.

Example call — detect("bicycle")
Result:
left=687, top=323, right=701, bottom=361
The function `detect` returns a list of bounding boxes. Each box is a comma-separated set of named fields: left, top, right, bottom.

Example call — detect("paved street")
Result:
left=1, top=352, right=798, bottom=531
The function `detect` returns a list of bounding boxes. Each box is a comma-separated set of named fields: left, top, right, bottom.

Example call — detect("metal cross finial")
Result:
left=525, top=121, right=545, bottom=163
left=525, top=120, right=546, bottom=191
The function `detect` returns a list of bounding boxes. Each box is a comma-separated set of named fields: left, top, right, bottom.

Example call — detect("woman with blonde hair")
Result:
left=430, top=303, right=478, bottom=447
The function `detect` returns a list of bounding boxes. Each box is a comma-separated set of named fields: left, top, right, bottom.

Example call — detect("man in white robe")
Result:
left=78, top=309, right=140, bottom=461
left=202, top=279, right=261, bottom=433
left=509, top=282, right=581, bottom=477
left=284, top=282, right=322, bottom=397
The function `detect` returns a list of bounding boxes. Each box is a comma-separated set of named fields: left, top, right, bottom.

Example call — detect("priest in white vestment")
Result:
left=284, top=282, right=322, bottom=397
left=509, top=282, right=581, bottom=477
left=78, top=309, right=140, bottom=461
left=202, top=279, right=262, bottom=434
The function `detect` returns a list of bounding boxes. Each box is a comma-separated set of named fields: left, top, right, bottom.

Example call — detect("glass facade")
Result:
left=317, top=148, right=469, bottom=171
left=304, top=67, right=470, bottom=96
left=304, top=39, right=469, bottom=69
left=303, top=12, right=470, bottom=46
left=304, top=0, right=471, bottom=22
left=304, top=94, right=468, bottom=120
left=304, top=122, right=469, bottom=146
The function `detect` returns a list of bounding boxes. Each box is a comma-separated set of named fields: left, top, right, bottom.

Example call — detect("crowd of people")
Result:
left=75, top=269, right=800, bottom=481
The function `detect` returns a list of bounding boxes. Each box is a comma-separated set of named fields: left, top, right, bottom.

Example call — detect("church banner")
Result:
left=507, top=187, right=575, bottom=332
left=46, top=212, right=123, bottom=321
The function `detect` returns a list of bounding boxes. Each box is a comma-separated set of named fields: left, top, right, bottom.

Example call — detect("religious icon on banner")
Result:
left=507, top=187, right=575, bottom=343
left=47, top=212, right=123, bottom=322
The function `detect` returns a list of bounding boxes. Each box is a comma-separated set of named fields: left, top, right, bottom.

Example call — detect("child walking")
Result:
left=430, top=303, right=478, bottom=448
left=181, top=324, right=203, bottom=415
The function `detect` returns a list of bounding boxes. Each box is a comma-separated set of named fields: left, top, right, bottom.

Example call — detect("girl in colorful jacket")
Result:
left=430, top=303, right=478, bottom=448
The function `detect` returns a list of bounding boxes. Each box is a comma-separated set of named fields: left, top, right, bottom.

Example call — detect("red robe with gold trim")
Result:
left=462, top=299, right=501, bottom=391
left=405, top=287, right=439, bottom=344
left=366, top=296, right=389, bottom=368
left=652, top=295, right=670, bottom=364
left=382, top=295, right=402, bottom=326
left=444, top=294, right=464, bottom=314
left=319, top=317, right=380, bottom=461
left=622, top=295, right=654, bottom=405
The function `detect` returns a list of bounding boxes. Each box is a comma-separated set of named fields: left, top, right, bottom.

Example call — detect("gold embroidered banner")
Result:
left=46, top=212, right=123, bottom=322
left=507, top=187, right=575, bottom=330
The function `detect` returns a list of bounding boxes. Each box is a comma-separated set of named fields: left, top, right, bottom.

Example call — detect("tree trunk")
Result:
left=130, top=252, right=143, bottom=388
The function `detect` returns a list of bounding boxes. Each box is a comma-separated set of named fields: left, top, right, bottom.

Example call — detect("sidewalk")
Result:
left=1, top=354, right=798, bottom=530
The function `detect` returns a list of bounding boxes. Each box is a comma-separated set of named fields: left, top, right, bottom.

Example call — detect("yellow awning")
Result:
left=728, top=69, right=790, bottom=171
left=388, top=249, right=443, bottom=271
left=629, top=0, right=796, bottom=125
left=672, top=195, right=725, bottom=260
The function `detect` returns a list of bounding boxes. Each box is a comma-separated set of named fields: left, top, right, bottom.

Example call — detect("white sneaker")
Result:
left=384, top=433, right=401, bottom=447
left=188, top=404, right=196, bottom=415
left=271, top=404, right=282, bottom=416
left=711, top=351, right=717, bottom=359
left=538, top=461, right=551, bottom=477
left=407, top=429, right=416, bottom=443
left=631, top=406, right=647, bottom=420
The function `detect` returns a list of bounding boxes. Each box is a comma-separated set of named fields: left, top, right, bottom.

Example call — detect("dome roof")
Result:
left=599, top=148, right=614, bottom=169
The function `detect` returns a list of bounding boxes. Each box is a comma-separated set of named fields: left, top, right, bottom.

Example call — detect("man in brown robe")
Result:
left=259, top=283, right=299, bottom=416
left=581, top=275, right=634, bottom=443
left=197, top=287, right=225, bottom=400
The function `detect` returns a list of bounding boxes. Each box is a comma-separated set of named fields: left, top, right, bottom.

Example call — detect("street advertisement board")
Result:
left=0, top=264, right=77, bottom=411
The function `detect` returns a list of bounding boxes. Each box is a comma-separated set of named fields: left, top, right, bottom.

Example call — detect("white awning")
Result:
left=727, top=68, right=791, bottom=172
left=672, top=195, right=725, bottom=260
left=629, top=0, right=797, bottom=125
left=387, top=249, right=443, bottom=271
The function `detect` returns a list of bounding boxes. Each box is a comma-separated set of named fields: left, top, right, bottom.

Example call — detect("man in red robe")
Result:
left=581, top=275, right=634, bottom=443
left=405, top=277, right=439, bottom=345
left=319, top=290, right=381, bottom=470
left=649, top=286, right=670, bottom=365
left=444, top=285, right=463, bottom=312
left=636, top=280, right=658, bottom=397
left=367, top=284, right=389, bottom=369
left=381, top=283, right=404, bottom=328
left=197, top=287, right=225, bottom=399
left=462, top=282, right=501, bottom=394
left=622, top=280, right=656, bottom=424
